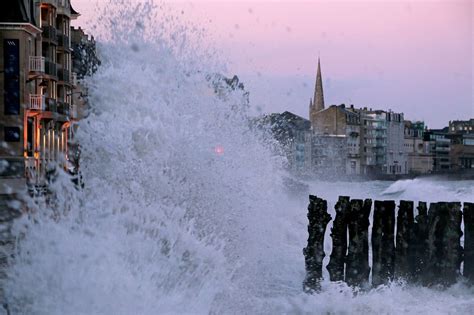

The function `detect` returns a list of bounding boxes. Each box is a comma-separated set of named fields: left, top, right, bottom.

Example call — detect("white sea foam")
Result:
left=4, top=1, right=474, bottom=314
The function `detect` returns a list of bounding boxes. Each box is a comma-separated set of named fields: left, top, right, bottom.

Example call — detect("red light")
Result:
left=214, top=145, right=224, bottom=155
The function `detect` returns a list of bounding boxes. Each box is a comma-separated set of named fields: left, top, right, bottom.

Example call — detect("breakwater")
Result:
left=304, top=195, right=474, bottom=291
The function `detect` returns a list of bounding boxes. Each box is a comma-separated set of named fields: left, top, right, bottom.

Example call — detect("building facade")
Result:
left=449, top=119, right=474, bottom=134
left=1, top=0, right=96, bottom=197
left=448, top=119, right=474, bottom=170
left=404, top=121, right=433, bottom=174
left=385, top=110, right=407, bottom=175
left=423, top=129, right=451, bottom=172
left=309, top=59, right=362, bottom=176
left=358, top=110, right=387, bottom=175
left=260, top=111, right=346, bottom=179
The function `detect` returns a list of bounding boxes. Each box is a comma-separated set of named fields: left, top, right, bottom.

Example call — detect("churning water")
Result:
left=4, top=2, right=474, bottom=314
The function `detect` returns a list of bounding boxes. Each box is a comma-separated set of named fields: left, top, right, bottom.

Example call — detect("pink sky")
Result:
left=72, top=0, right=473, bottom=128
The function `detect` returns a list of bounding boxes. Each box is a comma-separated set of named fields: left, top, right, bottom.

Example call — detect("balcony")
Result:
left=57, top=33, right=70, bottom=48
left=29, top=56, right=45, bottom=72
left=41, top=25, right=57, bottom=42
left=58, top=68, right=70, bottom=82
left=45, top=98, right=57, bottom=112
left=45, top=59, right=57, bottom=77
left=57, top=101, right=70, bottom=116
left=29, top=94, right=45, bottom=110
left=435, top=146, right=450, bottom=153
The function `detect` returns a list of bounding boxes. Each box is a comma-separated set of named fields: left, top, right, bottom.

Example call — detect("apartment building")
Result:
left=385, top=110, right=407, bottom=175
left=358, top=110, right=387, bottom=175
left=423, top=129, right=451, bottom=172
left=0, top=0, right=90, bottom=197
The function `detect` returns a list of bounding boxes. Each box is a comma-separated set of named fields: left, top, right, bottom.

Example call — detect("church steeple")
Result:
left=313, top=57, right=325, bottom=112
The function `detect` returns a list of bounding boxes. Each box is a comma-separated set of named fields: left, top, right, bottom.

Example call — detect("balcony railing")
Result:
left=42, top=25, right=57, bottom=42
left=45, top=59, right=57, bottom=77
left=29, top=94, right=45, bottom=110
left=29, top=56, right=45, bottom=72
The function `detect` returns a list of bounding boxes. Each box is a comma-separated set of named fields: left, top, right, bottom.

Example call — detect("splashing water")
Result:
left=4, top=2, right=474, bottom=314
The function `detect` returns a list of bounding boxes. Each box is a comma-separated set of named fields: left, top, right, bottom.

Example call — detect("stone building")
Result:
left=309, top=59, right=361, bottom=175
left=404, top=120, right=433, bottom=174
left=449, top=119, right=474, bottom=134
left=259, top=111, right=346, bottom=178
left=264, top=111, right=312, bottom=175
left=311, top=104, right=361, bottom=175
left=310, top=134, right=347, bottom=178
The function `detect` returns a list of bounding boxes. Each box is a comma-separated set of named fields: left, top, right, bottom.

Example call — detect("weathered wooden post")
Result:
left=345, top=198, right=371, bottom=287
left=413, top=201, right=428, bottom=282
left=395, top=200, right=415, bottom=281
left=361, top=198, right=372, bottom=282
left=372, top=200, right=396, bottom=287
left=442, top=202, right=463, bottom=284
left=424, top=202, right=442, bottom=285
left=327, top=196, right=350, bottom=282
left=424, top=202, right=463, bottom=285
left=464, top=202, right=474, bottom=283
left=303, top=195, right=332, bottom=292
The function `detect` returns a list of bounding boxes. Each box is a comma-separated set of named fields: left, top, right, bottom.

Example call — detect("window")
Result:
left=4, top=127, right=21, bottom=142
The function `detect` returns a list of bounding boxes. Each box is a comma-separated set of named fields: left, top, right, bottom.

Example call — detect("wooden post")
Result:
left=464, top=202, right=474, bottom=283
left=372, top=200, right=396, bottom=287
left=442, top=202, right=463, bottom=284
left=413, top=201, right=428, bottom=282
left=395, top=200, right=415, bottom=281
left=345, top=199, right=371, bottom=287
left=327, top=196, right=350, bottom=282
left=361, top=198, right=372, bottom=283
left=303, top=195, right=332, bottom=292
left=424, top=202, right=441, bottom=285
left=424, top=202, right=462, bottom=286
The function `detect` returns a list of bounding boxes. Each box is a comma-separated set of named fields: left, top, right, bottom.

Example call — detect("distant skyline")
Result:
left=73, top=0, right=473, bottom=128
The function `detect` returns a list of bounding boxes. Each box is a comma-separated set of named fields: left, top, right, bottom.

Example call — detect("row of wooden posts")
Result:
left=303, top=195, right=474, bottom=292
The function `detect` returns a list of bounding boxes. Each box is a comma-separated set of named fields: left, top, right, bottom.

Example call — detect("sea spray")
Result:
left=4, top=1, right=474, bottom=314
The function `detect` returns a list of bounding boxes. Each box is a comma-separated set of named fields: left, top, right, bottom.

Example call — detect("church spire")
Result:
left=313, top=57, right=325, bottom=112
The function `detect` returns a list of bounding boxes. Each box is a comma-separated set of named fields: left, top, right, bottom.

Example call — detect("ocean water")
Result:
left=3, top=2, right=474, bottom=314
